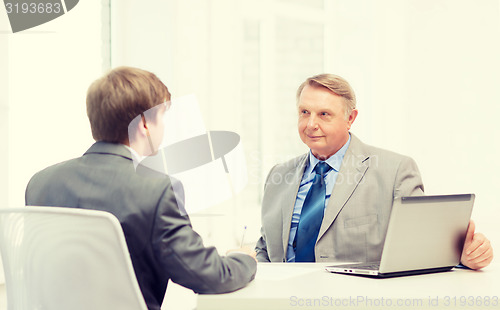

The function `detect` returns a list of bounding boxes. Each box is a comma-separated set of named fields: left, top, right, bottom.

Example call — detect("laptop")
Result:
left=325, top=194, right=475, bottom=278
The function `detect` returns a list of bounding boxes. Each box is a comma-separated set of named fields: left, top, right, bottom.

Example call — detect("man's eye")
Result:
left=301, top=110, right=309, bottom=114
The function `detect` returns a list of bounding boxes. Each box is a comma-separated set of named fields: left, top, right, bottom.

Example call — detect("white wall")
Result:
left=0, top=3, right=10, bottom=286
left=1, top=1, right=104, bottom=209
left=329, top=0, right=500, bottom=233
left=0, top=1, right=105, bottom=284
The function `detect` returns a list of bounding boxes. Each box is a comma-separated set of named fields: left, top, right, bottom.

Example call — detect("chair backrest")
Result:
left=0, top=206, right=148, bottom=310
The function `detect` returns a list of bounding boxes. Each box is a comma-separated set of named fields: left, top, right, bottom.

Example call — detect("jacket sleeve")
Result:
left=394, top=156, right=425, bottom=198
left=255, top=231, right=270, bottom=262
left=151, top=179, right=256, bottom=294
left=254, top=165, right=279, bottom=262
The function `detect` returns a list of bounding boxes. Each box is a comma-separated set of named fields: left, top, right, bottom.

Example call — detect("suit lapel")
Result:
left=318, top=135, right=370, bottom=241
left=281, top=155, right=308, bottom=254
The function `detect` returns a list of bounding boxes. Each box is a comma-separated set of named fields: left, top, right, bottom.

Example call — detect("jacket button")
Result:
left=282, top=258, right=286, bottom=262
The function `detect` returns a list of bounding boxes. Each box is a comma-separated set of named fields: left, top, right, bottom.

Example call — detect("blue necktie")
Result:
left=295, top=162, right=332, bottom=262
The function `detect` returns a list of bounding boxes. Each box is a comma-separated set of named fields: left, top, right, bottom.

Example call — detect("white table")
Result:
left=197, top=262, right=500, bottom=310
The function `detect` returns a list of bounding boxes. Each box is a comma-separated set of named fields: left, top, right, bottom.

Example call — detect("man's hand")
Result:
left=460, top=220, right=493, bottom=270
left=227, top=247, right=258, bottom=262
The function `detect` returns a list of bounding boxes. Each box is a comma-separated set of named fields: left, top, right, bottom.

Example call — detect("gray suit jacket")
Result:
left=255, top=134, right=424, bottom=263
left=26, top=142, right=256, bottom=310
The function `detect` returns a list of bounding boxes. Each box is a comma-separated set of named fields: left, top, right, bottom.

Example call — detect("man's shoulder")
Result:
left=29, top=157, right=80, bottom=182
left=350, top=134, right=415, bottom=162
left=270, top=153, right=307, bottom=173
left=28, top=145, right=173, bottom=191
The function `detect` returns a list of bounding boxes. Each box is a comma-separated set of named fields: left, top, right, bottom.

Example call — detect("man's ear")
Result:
left=138, top=114, right=149, bottom=136
left=347, top=109, right=358, bottom=130
left=128, top=115, right=147, bottom=144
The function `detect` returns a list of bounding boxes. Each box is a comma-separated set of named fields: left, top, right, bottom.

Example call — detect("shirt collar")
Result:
left=305, top=134, right=351, bottom=176
left=123, top=144, right=144, bottom=168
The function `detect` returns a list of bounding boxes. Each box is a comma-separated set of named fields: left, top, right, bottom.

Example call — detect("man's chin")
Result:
left=306, top=141, right=326, bottom=151
left=310, top=147, right=337, bottom=160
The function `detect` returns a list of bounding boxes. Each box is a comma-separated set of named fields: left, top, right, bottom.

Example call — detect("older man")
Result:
left=255, top=73, right=492, bottom=270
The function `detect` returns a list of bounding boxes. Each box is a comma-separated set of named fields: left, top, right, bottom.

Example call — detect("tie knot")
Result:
left=314, top=162, right=331, bottom=175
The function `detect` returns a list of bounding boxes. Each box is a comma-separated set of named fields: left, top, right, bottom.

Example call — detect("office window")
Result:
left=272, top=17, right=324, bottom=161
left=162, top=0, right=330, bottom=245
left=109, top=0, right=331, bottom=246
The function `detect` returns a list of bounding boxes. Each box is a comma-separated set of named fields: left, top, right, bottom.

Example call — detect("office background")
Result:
left=1, top=0, right=499, bottom=287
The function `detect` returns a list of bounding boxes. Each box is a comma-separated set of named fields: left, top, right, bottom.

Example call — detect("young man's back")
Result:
left=25, top=67, right=256, bottom=310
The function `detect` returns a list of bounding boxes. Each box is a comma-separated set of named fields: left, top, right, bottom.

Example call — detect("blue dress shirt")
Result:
left=286, top=135, right=351, bottom=262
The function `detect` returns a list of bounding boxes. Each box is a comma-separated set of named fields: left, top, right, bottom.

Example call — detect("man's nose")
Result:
left=307, top=115, right=319, bottom=129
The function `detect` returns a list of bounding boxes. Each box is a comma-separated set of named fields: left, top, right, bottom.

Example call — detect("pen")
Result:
left=240, top=225, right=247, bottom=248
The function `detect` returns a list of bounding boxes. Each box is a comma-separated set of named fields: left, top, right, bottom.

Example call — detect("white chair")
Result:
left=0, top=206, right=148, bottom=310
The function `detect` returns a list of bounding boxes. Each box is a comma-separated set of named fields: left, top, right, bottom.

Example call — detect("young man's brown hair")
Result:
left=86, top=66, right=170, bottom=143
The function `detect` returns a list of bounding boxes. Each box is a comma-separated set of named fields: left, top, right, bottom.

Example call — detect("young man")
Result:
left=26, top=66, right=257, bottom=310
left=255, top=73, right=493, bottom=270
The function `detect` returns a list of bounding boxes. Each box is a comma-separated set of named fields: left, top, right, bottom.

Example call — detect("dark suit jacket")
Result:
left=25, top=142, right=256, bottom=310
left=255, top=134, right=424, bottom=263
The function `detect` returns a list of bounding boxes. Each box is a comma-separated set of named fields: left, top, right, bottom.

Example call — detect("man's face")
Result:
left=297, top=85, right=357, bottom=160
